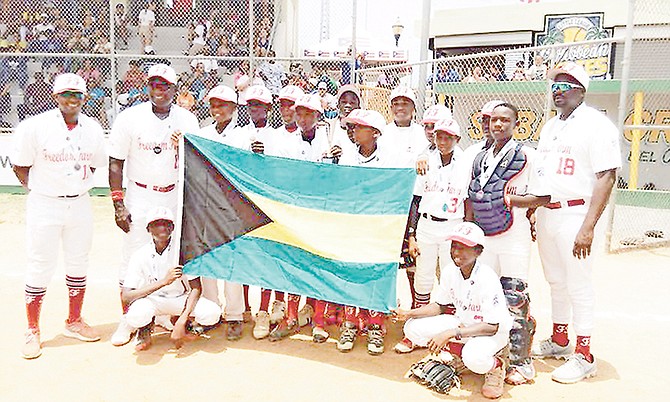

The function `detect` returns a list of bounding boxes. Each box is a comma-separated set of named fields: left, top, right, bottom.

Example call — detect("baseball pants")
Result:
left=126, top=294, right=221, bottom=329
left=414, top=217, right=462, bottom=294
left=536, top=204, right=607, bottom=336
left=119, top=182, right=178, bottom=284
left=478, top=213, right=532, bottom=281
left=403, top=314, right=509, bottom=374
left=201, top=278, right=245, bottom=322
left=25, top=192, right=93, bottom=287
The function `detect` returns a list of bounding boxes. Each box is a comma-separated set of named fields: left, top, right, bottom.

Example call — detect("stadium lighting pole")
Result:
left=392, top=17, right=404, bottom=47
left=416, top=0, right=431, bottom=117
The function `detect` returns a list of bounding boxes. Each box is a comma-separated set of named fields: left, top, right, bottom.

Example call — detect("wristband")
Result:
left=455, top=328, right=462, bottom=340
left=111, top=190, right=124, bottom=202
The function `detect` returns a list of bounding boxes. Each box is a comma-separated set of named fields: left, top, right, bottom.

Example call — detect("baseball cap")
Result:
left=278, top=85, right=304, bottom=102
left=433, top=118, right=461, bottom=138
left=422, top=105, right=452, bottom=124
left=337, top=84, right=361, bottom=102
left=317, top=81, right=327, bottom=90
left=146, top=207, right=174, bottom=227
left=389, top=86, right=417, bottom=106
left=548, top=61, right=590, bottom=91
left=245, top=85, right=273, bottom=104
left=52, top=73, right=87, bottom=95
left=345, top=109, right=387, bottom=133
left=446, top=222, right=486, bottom=248
left=480, top=100, right=505, bottom=117
left=205, top=85, right=237, bottom=103
left=147, top=63, right=177, bottom=85
left=293, top=94, right=323, bottom=114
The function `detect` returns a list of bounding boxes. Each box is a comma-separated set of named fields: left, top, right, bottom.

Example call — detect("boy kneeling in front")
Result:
left=393, top=222, right=512, bottom=399
left=112, top=207, right=221, bottom=350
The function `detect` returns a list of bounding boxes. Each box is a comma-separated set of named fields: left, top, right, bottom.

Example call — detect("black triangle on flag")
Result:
left=180, top=136, right=273, bottom=265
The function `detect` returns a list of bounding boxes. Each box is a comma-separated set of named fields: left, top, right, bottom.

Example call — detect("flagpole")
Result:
left=174, top=133, right=186, bottom=267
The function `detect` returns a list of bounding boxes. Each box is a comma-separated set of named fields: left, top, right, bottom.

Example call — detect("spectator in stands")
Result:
left=511, top=61, right=527, bottom=81
left=188, top=14, right=211, bottom=56
left=488, top=65, right=507, bottom=81
left=123, top=60, right=146, bottom=93
left=525, top=55, right=548, bottom=81
left=256, top=29, right=270, bottom=52
left=53, top=17, right=70, bottom=43
left=114, top=3, right=129, bottom=50
left=138, top=1, right=156, bottom=54
left=79, top=10, right=96, bottom=49
left=77, top=59, right=101, bottom=83
left=463, top=66, right=488, bottom=83
left=17, top=71, right=53, bottom=121
left=0, top=42, right=29, bottom=93
left=84, top=74, right=109, bottom=129
left=317, top=81, right=337, bottom=117
left=93, top=34, right=112, bottom=54
left=287, top=62, right=308, bottom=90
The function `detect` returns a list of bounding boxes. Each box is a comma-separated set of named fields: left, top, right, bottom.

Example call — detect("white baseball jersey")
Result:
left=379, top=122, right=429, bottom=161
left=108, top=102, right=199, bottom=187
left=462, top=140, right=488, bottom=180
left=413, top=147, right=469, bottom=220
left=533, top=103, right=621, bottom=202
left=289, top=125, right=334, bottom=162
left=123, top=239, right=188, bottom=298
left=434, top=261, right=512, bottom=332
left=338, top=145, right=413, bottom=168
left=195, top=121, right=245, bottom=148
left=12, top=109, right=107, bottom=197
left=328, top=118, right=357, bottom=157
left=138, top=9, right=155, bottom=27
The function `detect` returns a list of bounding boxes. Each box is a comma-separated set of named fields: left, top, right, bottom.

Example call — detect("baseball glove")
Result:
left=408, top=359, right=461, bottom=394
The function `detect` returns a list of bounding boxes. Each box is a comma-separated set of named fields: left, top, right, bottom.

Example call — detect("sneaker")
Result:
left=551, top=354, right=597, bottom=384
left=505, top=361, right=536, bottom=385
left=366, top=324, right=384, bottom=355
left=337, top=321, right=357, bottom=352
left=111, top=317, right=135, bottom=346
left=63, top=318, right=100, bottom=342
left=312, top=326, right=329, bottom=343
left=134, top=323, right=153, bottom=352
left=243, top=310, right=253, bottom=323
left=393, top=337, right=415, bottom=354
left=531, top=338, right=574, bottom=359
left=269, top=300, right=286, bottom=324
left=253, top=311, right=270, bottom=339
left=155, top=315, right=175, bottom=331
left=22, top=328, right=41, bottom=359
left=269, top=318, right=299, bottom=342
left=298, top=304, right=314, bottom=327
left=481, top=359, right=505, bottom=399
left=226, top=320, right=243, bottom=341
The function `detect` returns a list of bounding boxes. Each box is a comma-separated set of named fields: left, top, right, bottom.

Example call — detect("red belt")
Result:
left=545, top=199, right=585, bottom=209
left=134, top=182, right=176, bottom=193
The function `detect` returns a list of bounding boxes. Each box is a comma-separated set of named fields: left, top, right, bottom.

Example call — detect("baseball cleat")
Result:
left=551, top=354, right=597, bottom=384
left=269, top=319, right=299, bottom=342
left=337, top=321, right=357, bottom=352
left=366, top=324, right=384, bottom=355
left=505, top=362, right=536, bottom=385
left=269, top=301, right=286, bottom=325
left=393, top=337, right=416, bottom=354
left=297, top=304, right=314, bottom=327
left=226, top=321, right=243, bottom=341
left=111, top=317, right=135, bottom=346
left=63, top=318, right=101, bottom=342
left=312, top=326, right=329, bottom=343
left=531, top=337, right=573, bottom=359
left=481, top=358, right=505, bottom=399
left=22, top=328, right=42, bottom=360
left=253, top=311, right=271, bottom=339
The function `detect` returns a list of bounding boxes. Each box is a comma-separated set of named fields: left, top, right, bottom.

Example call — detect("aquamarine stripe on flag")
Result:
left=186, top=133, right=416, bottom=215
left=184, top=237, right=398, bottom=313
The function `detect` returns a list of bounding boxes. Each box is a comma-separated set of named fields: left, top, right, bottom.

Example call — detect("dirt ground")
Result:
left=1, top=193, right=668, bottom=402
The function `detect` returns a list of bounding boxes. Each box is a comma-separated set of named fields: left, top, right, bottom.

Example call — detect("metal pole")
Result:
left=416, top=0, right=431, bottom=116
left=249, top=0, right=255, bottom=74
left=351, top=0, right=358, bottom=85
left=109, top=1, right=117, bottom=129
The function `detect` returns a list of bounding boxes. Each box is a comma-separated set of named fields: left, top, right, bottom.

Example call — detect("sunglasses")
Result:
left=59, top=91, right=85, bottom=100
left=551, top=82, right=583, bottom=93
left=148, top=80, right=172, bottom=90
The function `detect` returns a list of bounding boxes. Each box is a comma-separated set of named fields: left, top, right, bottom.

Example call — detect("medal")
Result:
left=153, top=146, right=162, bottom=154
left=476, top=190, right=484, bottom=200
left=73, top=163, right=81, bottom=171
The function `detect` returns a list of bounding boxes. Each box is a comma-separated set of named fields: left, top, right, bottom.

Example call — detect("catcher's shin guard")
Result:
left=501, top=277, right=536, bottom=367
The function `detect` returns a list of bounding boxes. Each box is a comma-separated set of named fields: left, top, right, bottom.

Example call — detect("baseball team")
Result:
left=12, top=60, right=620, bottom=398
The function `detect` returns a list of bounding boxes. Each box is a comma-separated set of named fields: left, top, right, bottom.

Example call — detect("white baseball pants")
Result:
left=120, top=182, right=178, bottom=284
left=536, top=205, right=607, bottom=336
left=403, top=314, right=509, bottom=374
left=414, top=217, right=462, bottom=294
left=201, top=278, right=245, bottom=322
left=478, top=210, right=532, bottom=281
left=25, top=192, right=93, bottom=287
left=126, top=294, right=222, bottom=329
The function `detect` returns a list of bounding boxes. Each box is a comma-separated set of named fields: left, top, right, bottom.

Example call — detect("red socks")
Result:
left=313, top=299, right=326, bottom=327
left=259, top=288, right=272, bottom=312
left=66, top=275, right=86, bottom=323
left=243, top=284, right=251, bottom=311
left=274, top=291, right=285, bottom=302
left=25, top=285, right=46, bottom=330
left=552, top=323, right=569, bottom=347
left=286, top=294, right=300, bottom=322
left=576, top=336, right=593, bottom=362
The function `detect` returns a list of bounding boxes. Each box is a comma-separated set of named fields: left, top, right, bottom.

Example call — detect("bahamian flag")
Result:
left=180, top=134, right=415, bottom=312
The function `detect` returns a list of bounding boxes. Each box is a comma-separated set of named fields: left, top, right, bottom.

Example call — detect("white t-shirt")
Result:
left=12, top=109, right=107, bottom=197
left=533, top=103, right=621, bottom=202
left=192, top=21, right=211, bottom=46
left=123, top=240, right=188, bottom=298
left=108, top=102, right=200, bottom=187
left=138, top=9, right=155, bottom=27
left=434, top=261, right=513, bottom=332
left=413, top=147, right=469, bottom=220
left=379, top=122, right=429, bottom=161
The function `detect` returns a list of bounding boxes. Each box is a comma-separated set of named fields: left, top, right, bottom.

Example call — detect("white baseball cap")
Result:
left=389, top=86, right=417, bottom=106
left=293, top=94, right=323, bottom=114
left=337, top=84, right=362, bottom=102
left=422, top=105, right=452, bottom=124
left=147, top=63, right=177, bottom=85
left=433, top=118, right=461, bottom=138
left=52, top=73, right=87, bottom=95
left=345, top=109, right=387, bottom=133
left=548, top=61, right=590, bottom=91
left=480, top=100, right=505, bottom=117
left=446, top=222, right=486, bottom=248
left=245, top=85, right=273, bottom=104
left=146, top=206, right=175, bottom=227
left=205, top=85, right=237, bottom=103
left=278, top=85, right=305, bottom=102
